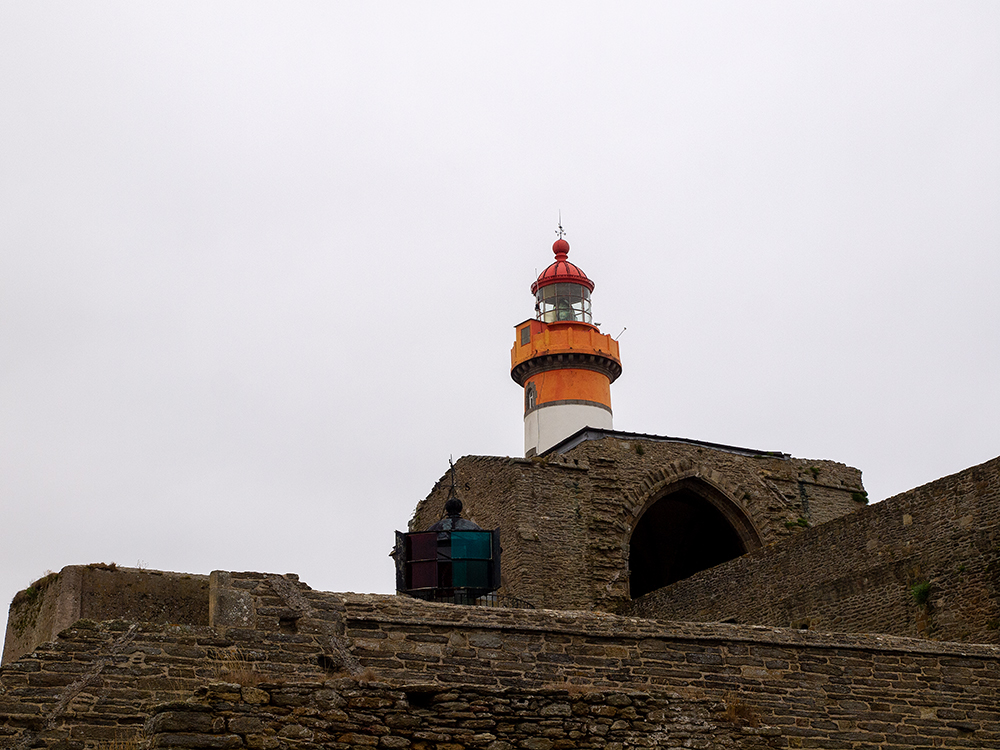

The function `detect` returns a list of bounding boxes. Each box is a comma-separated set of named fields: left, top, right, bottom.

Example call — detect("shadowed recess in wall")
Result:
left=629, top=487, right=749, bottom=598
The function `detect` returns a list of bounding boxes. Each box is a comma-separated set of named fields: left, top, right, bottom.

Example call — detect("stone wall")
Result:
left=411, top=435, right=865, bottom=610
left=4, top=573, right=1000, bottom=749
left=3, top=566, right=209, bottom=666
left=1, top=620, right=220, bottom=750
left=626, top=454, right=1000, bottom=643
left=144, top=680, right=778, bottom=750
left=0, top=614, right=337, bottom=750
left=215, top=576, right=1000, bottom=746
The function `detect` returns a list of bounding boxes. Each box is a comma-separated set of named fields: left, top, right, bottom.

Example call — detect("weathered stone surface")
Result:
left=240, top=687, right=268, bottom=705
left=630, top=454, right=1000, bottom=644
left=149, top=732, right=242, bottom=749
left=226, top=716, right=262, bottom=734
left=276, top=723, right=312, bottom=739
left=146, top=711, right=223, bottom=734
left=411, top=439, right=865, bottom=610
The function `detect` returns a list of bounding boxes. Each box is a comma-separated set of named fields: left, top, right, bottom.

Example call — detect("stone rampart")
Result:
left=626, top=454, right=1000, bottom=643
left=0, top=614, right=336, bottom=750
left=215, top=575, right=1000, bottom=746
left=3, top=573, right=1000, bottom=749
left=3, top=565, right=209, bottom=666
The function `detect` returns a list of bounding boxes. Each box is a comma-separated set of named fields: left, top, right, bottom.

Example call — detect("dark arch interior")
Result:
left=629, top=487, right=748, bottom=599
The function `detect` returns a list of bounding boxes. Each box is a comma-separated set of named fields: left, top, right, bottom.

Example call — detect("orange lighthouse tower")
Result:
left=511, top=232, right=622, bottom=457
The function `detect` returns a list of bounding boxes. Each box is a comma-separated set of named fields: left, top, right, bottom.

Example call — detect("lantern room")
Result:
left=531, top=238, right=595, bottom=324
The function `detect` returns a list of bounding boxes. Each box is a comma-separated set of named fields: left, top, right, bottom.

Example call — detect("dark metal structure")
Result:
left=393, top=461, right=501, bottom=605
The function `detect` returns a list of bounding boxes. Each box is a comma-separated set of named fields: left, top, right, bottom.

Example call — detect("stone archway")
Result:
left=628, top=477, right=762, bottom=599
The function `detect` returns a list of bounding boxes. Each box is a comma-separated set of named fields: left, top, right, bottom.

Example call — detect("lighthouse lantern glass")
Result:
left=536, top=283, right=592, bottom=324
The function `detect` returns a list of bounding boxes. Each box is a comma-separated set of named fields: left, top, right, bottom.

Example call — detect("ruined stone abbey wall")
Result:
left=627, top=454, right=1000, bottom=643
left=412, top=435, right=866, bottom=610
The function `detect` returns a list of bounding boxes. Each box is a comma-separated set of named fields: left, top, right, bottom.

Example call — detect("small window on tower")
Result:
left=520, top=326, right=531, bottom=346
left=525, top=382, right=537, bottom=413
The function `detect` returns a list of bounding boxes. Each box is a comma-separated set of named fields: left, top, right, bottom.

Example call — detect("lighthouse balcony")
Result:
left=510, top=319, right=622, bottom=385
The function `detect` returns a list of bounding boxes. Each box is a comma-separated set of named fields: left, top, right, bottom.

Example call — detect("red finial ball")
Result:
left=552, top=238, right=570, bottom=261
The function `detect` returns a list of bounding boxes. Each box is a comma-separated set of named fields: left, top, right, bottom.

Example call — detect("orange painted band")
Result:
left=525, top=368, right=612, bottom=409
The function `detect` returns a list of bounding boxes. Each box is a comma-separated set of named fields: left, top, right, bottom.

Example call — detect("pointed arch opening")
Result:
left=628, top=478, right=762, bottom=599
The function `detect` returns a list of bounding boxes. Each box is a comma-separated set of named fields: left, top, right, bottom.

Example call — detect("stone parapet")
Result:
left=3, top=566, right=209, bottom=667
left=3, top=577, right=1000, bottom=749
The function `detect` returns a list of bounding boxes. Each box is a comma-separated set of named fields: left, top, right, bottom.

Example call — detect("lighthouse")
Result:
left=510, top=233, right=623, bottom=456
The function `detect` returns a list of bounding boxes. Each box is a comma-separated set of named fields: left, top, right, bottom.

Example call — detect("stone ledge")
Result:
left=335, top=593, right=1000, bottom=660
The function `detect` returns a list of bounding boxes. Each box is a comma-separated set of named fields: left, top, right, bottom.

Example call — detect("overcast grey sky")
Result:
left=2, top=3, right=999, bottom=637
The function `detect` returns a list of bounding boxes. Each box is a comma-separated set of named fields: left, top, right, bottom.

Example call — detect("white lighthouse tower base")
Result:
left=525, top=402, right=613, bottom=457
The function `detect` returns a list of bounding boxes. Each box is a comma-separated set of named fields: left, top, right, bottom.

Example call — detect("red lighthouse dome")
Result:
left=530, top=239, right=596, bottom=294
left=530, top=239, right=595, bottom=324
